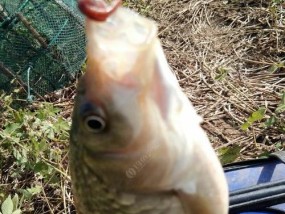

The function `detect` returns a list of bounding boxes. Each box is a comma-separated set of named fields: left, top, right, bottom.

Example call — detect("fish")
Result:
left=69, top=0, right=229, bottom=213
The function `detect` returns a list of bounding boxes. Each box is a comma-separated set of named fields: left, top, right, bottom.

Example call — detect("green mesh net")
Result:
left=0, top=0, right=86, bottom=99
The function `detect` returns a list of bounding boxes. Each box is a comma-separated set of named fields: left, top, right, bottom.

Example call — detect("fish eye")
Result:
left=84, top=115, right=106, bottom=133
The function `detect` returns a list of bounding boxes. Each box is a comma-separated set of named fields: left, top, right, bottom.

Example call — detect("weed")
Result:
left=264, top=92, right=285, bottom=131
left=0, top=194, right=21, bottom=214
left=241, top=107, right=266, bottom=131
left=0, top=92, right=71, bottom=213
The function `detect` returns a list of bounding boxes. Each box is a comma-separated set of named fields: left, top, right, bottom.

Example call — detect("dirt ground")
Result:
left=123, top=0, right=285, bottom=161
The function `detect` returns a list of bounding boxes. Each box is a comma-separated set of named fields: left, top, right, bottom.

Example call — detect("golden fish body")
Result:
left=70, top=5, right=228, bottom=214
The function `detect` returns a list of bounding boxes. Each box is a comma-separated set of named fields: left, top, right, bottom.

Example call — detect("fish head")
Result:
left=71, top=7, right=161, bottom=154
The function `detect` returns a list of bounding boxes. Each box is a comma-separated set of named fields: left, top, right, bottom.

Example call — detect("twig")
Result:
left=16, top=13, right=48, bottom=48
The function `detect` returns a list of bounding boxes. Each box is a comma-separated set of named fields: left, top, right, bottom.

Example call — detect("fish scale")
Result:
left=70, top=144, right=185, bottom=213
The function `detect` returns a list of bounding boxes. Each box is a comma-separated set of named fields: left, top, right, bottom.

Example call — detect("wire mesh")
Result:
left=0, top=0, right=86, bottom=98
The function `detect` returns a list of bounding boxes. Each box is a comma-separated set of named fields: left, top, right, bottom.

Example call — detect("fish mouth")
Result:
left=81, top=4, right=158, bottom=86
left=78, top=0, right=122, bottom=22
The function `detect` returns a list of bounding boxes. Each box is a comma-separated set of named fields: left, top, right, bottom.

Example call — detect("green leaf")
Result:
left=46, top=128, right=55, bottom=140
left=241, top=107, right=266, bottom=130
left=275, top=142, right=283, bottom=149
left=276, top=104, right=285, bottom=113
left=241, top=122, right=250, bottom=131
left=251, top=107, right=266, bottom=121
left=258, top=151, right=271, bottom=158
left=265, top=116, right=276, bottom=127
left=1, top=195, right=13, bottom=214
left=12, top=149, right=27, bottom=165
left=34, top=162, right=49, bottom=174
left=38, top=140, right=48, bottom=151
left=4, top=123, right=21, bottom=135
left=269, top=62, right=284, bottom=73
left=215, top=67, right=228, bottom=81
left=17, top=190, right=31, bottom=201
left=219, top=145, right=241, bottom=165
left=268, top=64, right=279, bottom=73
left=11, top=195, right=18, bottom=210
left=11, top=210, right=21, bottom=214
left=26, top=186, right=42, bottom=196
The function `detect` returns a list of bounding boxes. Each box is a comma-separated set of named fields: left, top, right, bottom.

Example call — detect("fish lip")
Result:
left=78, top=0, right=122, bottom=21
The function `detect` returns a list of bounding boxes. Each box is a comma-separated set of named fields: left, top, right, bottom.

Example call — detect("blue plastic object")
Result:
left=225, top=153, right=285, bottom=214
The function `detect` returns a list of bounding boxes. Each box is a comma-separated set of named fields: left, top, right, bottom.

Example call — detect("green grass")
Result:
left=0, top=92, right=71, bottom=213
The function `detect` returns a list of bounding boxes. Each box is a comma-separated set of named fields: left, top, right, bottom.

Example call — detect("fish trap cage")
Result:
left=0, top=0, right=86, bottom=99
